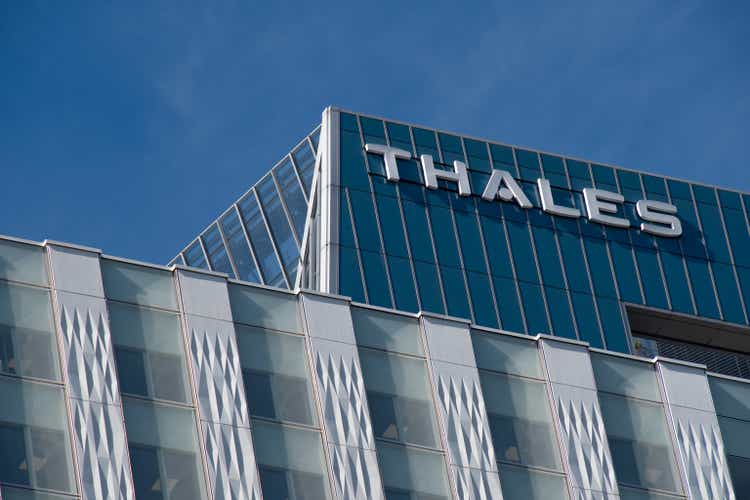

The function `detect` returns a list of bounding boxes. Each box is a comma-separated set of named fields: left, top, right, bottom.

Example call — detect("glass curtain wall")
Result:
left=708, top=375, right=750, bottom=498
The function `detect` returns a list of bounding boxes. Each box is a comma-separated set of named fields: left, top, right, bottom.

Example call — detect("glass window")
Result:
left=480, top=371, right=561, bottom=470
left=506, top=222, right=540, bottom=284
left=102, top=259, right=178, bottom=310
left=584, top=238, right=617, bottom=298
left=376, top=195, right=409, bottom=259
left=228, top=284, right=300, bottom=333
left=598, top=393, right=681, bottom=493
left=695, top=198, right=732, bottom=264
left=359, top=349, right=439, bottom=448
left=348, top=190, right=382, bottom=254
left=387, top=257, right=419, bottom=313
left=238, top=192, right=286, bottom=287
left=618, top=486, right=686, bottom=499
left=183, top=241, right=207, bottom=269
left=352, top=307, right=422, bottom=356
left=292, top=141, right=316, bottom=193
left=386, top=122, right=413, bottom=154
left=413, top=261, right=444, bottom=314
left=709, top=376, right=750, bottom=421
left=257, top=177, right=299, bottom=284
left=454, top=209, right=487, bottom=274
left=253, top=421, right=331, bottom=500
left=0, top=282, right=58, bottom=381
left=659, top=252, right=694, bottom=314
left=273, top=159, right=308, bottom=241
left=727, top=454, right=750, bottom=499
left=597, top=297, right=629, bottom=353
left=499, top=464, right=569, bottom=500
left=685, top=258, right=720, bottom=319
left=609, top=242, right=643, bottom=304
left=361, top=250, right=392, bottom=309
left=440, top=267, right=470, bottom=319
left=467, top=271, right=498, bottom=328
left=339, top=123, right=369, bottom=192
left=428, top=205, right=461, bottom=269
left=545, top=287, right=577, bottom=340
left=492, top=276, right=525, bottom=333
left=1, top=486, right=82, bottom=499
left=721, top=204, right=750, bottom=268
left=556, top=229, right=591, bottom=294
left=109, top=302, right=189, bottom=403
left=519, top=283, right=550, bottom=335
left=472, top=331, right=542, bottom=378
left=339, top=247, right=366, bottom=303
left=571, top=292, right=604, bottom=348
left=123, top=398, right=206, bottom=500
left=0, top=239, right=47, bottom=286
left=591, top=354, right=661, bottom=401
left=0, top=377, right=74, bottom=493
left=532, top=227, right=565, bottom=289
left=219, top=208, right=261, bottom=284
left=201, top=224, right=233, bottom=276
left=712, top=262, right=746, bottom=324
left=633, top=248, right=668, bottom=310
left=237, top=326, right=316, bottom=426
left=402, top=197, right=436, bottom=264
left=480, top=217, right=514, bottom=279
left=377, top=442, right=451, bottom=500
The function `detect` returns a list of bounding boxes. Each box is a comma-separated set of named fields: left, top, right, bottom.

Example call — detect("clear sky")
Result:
left=1, top=1, right=748, bottom=263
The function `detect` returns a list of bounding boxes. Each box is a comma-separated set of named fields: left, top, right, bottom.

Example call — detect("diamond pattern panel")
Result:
left=59, top=296, right=119, bottom=404
left=329, top=444, right=384, bottom=500
left=452, top=465, right=503, bottom=500
left=570, top=487, right=619, bottom=500
left=187, top=315, right=250, bottom=428
left=71, top=398, right=134, bottom=500
left=203, top=422, right=262, bottom=500
left=433, top=364, right=496, bottom=471
left=554, top=386, right=618, bottom=495
left=312, top=339, right=374, bottom=449
left=673, top=412, right=735, bottom=500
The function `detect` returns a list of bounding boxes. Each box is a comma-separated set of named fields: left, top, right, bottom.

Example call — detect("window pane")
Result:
left=0, top=423, right=28, bottom=486
left=591, top=354, right=661, bottom=402
left=481, top=371, right=561, bottom=470
left=727, top=455, right=750, bottom=499
left=472, top=331, right=541, bottom=378
left=359, top=349, right=439, bottom=448
left=292, top=141, right=316, bottom=193
left=598, top=393, right=680, bottom=493
left=1, top=486, right=79, bottom=500
left=219, top=209, right=261, bottom=283
left=618, top=486, right=685, bottom=500
left=0, top=282, right=58, bottom=380
left=228, top=284, right=300, bottom=333
left=183, top=241, right=207, bottom=269
left=414, top=261, right=444, bottom=314
left=352, top=307, right=422, bottom=356
left=274, top=158, right=308, bottom=241
left=709, top=376, right=750, bottom=421
left=101, top=259, right=177, bottom=310
left=238, top=192, right=286, bottom=287
left=0, top=239, right=47, bottom=286
left=257, top=177, right=299, bottom=283
left=202, top=224, right=233, bottom=276
left=377, top=442, right=450, bottom=500
left=492, top=276, right=525, bottom=333
left=236, top=326, right=315, bottom=426
left=253, top=421, right=331, bottom=500
left=498, top=464, right=569, bottom=500
left=361, top=250, right=392, bottom=309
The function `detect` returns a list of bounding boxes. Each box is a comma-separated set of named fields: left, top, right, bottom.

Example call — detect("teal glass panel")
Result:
left=685, top=258, right=720, bottom=319
left=532, top=226, right=565, bottom=289
left=671, top=197, right=707, bottom=260
left=464, top=138, right=490, bottom=173
left=506, top=222, right=539, bottom=283
left=584, top=238, right=617, bottom=298
left=540, top=154, right=568, bottom=189
left=712, top=262, right=746, bottom=324
left=721, top=204, right=750, bottom=267
left=493, top=276, right=525, bottom=333
left=428, top=205, right=461, bottom=268
left=472, top=330, right=542, bottom=377
left=719, top=416, right=750, bottom=459
left=557, top=229, right=591, bottom=293
left=412, top=127, right=439, bottom=158
left=1, top=486, right=82, bottom=500
left=348, top=189, right=382, bottom=253
left=438, top=132, right=464, bottom=165
left=709, top=376, right=750, bottom=421
left=592, top=353, right=661, bottom=401
left=591, top=164, right=618, bottom=190
left=0, top=282, right=59, bottom=381
left=454, top=210, right=487, bottom=273
left=219, top=208, right=261, bottom=283
left=402, top=198, right=435, bottom=263
left=338, top=246, right=365, bottom=303
left=377, top=443, right=450, bottom=500
left=440, top=267, right=470, bottom=319
left=515, top=149, right=540, bottom=181
left=202, top=224, right=233, bottom=275
left=238, top=192, right=285, bottom=287
left=619, top=486, right=685, bottom=499
left=360, top=116, right=386, bottom=145
left=633, top=247, right=668, bottom=309
left=498, top=465, right=569, bottom=500
left=695, top=199, right=732, bottom=263
left=545, top=287, right=576, bottom=340
left=414, top=261, right=443, bottom=314
left=339, top=189, right=357, bottom=249
left=228, top=283, right=300, bottom=333
left=642, top=175, right=667, bottom=202
left=571, top=292, right=603, bottom=348
left=352, top=306, right=423, bottom=356
left=340, top=127, right=369, bottom=191
left=340, top=112, right=358, bottom=132
left=387, top=257, right=418, bottom=313
left=597, top=297, right=629, bottom=352
left=376, top=195, right=409, bottom=258
left=737, top=267, right=750, bottom=320
left=467, top=271, right=497, bottom=328
left=666, top=179, right=692, bottom=200
left=480, top=217, right=514, bottom=279
left=102, top=259, right=178, bottom=309
left=618, top=171, right=643, bottom=202
left=609, top=242, right=643, bottom=304
left=519, top=283, right=549, bottom=335
left=361, top=250, right=392, bottom=308
left=0, top=239, right=47, bottom=286
left=490, top=144, right=516, bottom=174
left=659, top=251, right=694, bottom=314
left=385, top=122, right=413, bottom=153
left=274, top=158, right=308, bottom=240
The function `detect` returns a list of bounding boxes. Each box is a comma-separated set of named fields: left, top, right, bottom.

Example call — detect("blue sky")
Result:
left=1, top=1, right=748, bottom=263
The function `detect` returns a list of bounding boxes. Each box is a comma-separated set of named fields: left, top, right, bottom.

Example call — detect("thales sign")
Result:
left=364, top=144, right=682, bottom=238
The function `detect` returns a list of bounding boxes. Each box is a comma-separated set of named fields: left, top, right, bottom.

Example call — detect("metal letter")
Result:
left=636, top=199, right=682, bottom=237
left=583, top=188, right=630, bottom=228
left=481, top=169, right=532, bottom=208
left=364, top=143, right=411, bottom=182
left=537, top=178, right=581, bottom=218
left=421, top=154, right=472, bottom=196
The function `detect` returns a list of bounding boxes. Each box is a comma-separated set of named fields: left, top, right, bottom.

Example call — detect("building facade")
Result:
left=1, top=107, right=749, bottom=499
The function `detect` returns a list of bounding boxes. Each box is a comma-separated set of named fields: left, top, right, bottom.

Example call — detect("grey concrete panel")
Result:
left=328, top=444, right=384, bottom=500
left=451, top=465, right=504, bottom=500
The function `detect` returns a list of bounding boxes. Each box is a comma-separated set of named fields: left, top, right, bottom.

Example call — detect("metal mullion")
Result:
left=196, top=236, right=211, bottom=272
left=342, top=188, right=369, bottom=303
left=253, top=187, right=292, bottom=289
left=232, top=204, right=264, bottom=285
left=215, top=220, right=239, bottom=280
left=287, top=151, right=310, bottom=204
left=637, top=174, right=673, bottom=311
left=688, top=184, right=724, bottom=320
left=269, top=169, right=301, bottom=248
left=713, top=189, right=749, bottom=324
left=294, top=145, right=322, bottom=290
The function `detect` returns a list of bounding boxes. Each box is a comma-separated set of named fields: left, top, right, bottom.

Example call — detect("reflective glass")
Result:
left=598, top=393, right=680, bottom=493
left=219, top=208, right=261, bottom=283
left=413, top=261, right=443, bottom=314
left=0, top=239, right=47, bottom=286
left=545, top=286, right=577, bottom=340
left=386, top=122, right=414, bottom=153
left=471, top=331, right=542, bottom=378
left=498, top=464, right=569, bottom=500
left=506, top=222, right=540, bottom=283
left=619, top=486, right=685, bottom=500
left=387, top=257, right=418, bottom=313
left=709, top=376, right=750, bottom=421
left=348, top=189, right=382, bottom=253
left=183, top=241, right=207, bottom=269
left=237, top=326, right=315, bottom=426
left=519, top=283, right=549, bottom=335
left=454, top=209, right=487, bottom=273
left=712, top=262, right=746, bottom=324
left=339, top=246, right=366, bottom=303
left=359, top=349, right=439, bottom=448
left=376, top=195, right=409, bottom=258
left=440, top=266, right=470, bottom=319
left=492, top=276, right=525, bottom=333
left=201, top=224, right=233, bottom=275
left=721, top=204, right=750, bottom=268
left=109, top=302, right=189, bottom=403
left=102, top=259, right=178, bottom=310
left=571, top=292, right=603, bottom=348
left=685, top=258, right=720, bottom=319
left=292, top=141, right=316, bottom=193
left=532, top=227, right=565, bottom=289
left=123, top=398, right=206, bottom=500
left=238, top=192, right=286, bottom=287
left=556, top=228, right=591, bottom=293
left=480, top=217, right=514, bottom=279
left=257, top=176, right=299, bottom=283
left=377, top=442, right=450, bottom=500
left=361, top=250, right=392, bottom=308
left=597, top=297, right=629, bottom=352
left=401, top=197, right=435, bottom=264
left=253, top=421, right=331, bottom=500
left=481, top=371, right=561, bottom=469
left=584, top=238, right=617, bottom=298
left=695, top=198, right=732, bottom=263
left=727, top=455, right=750, bottom=499
left=591, top=353, right=661, bottom=401
left=339, top=121, right=369, bottom=191
left=352, top=307, right=423, bottom=356
left=0, top=377, right=74, bottom=493
left=228, top=284, right=300, bottom=333
left=274, top=158, right=308, bottom=240
left=659, top=252, right=694, bottom=314
left=609, top=242, right=643, bottom=304
left=467, top=272, right=498, bottom=328
left=633, top=248, right=668, bottom=310
left=1, top=486, right=79, bottom=500
left=428, top=205, right=461, bottom=268
left=464, top=138, right=490, bottom=173
left=0, top=282, right=58, bottom=381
